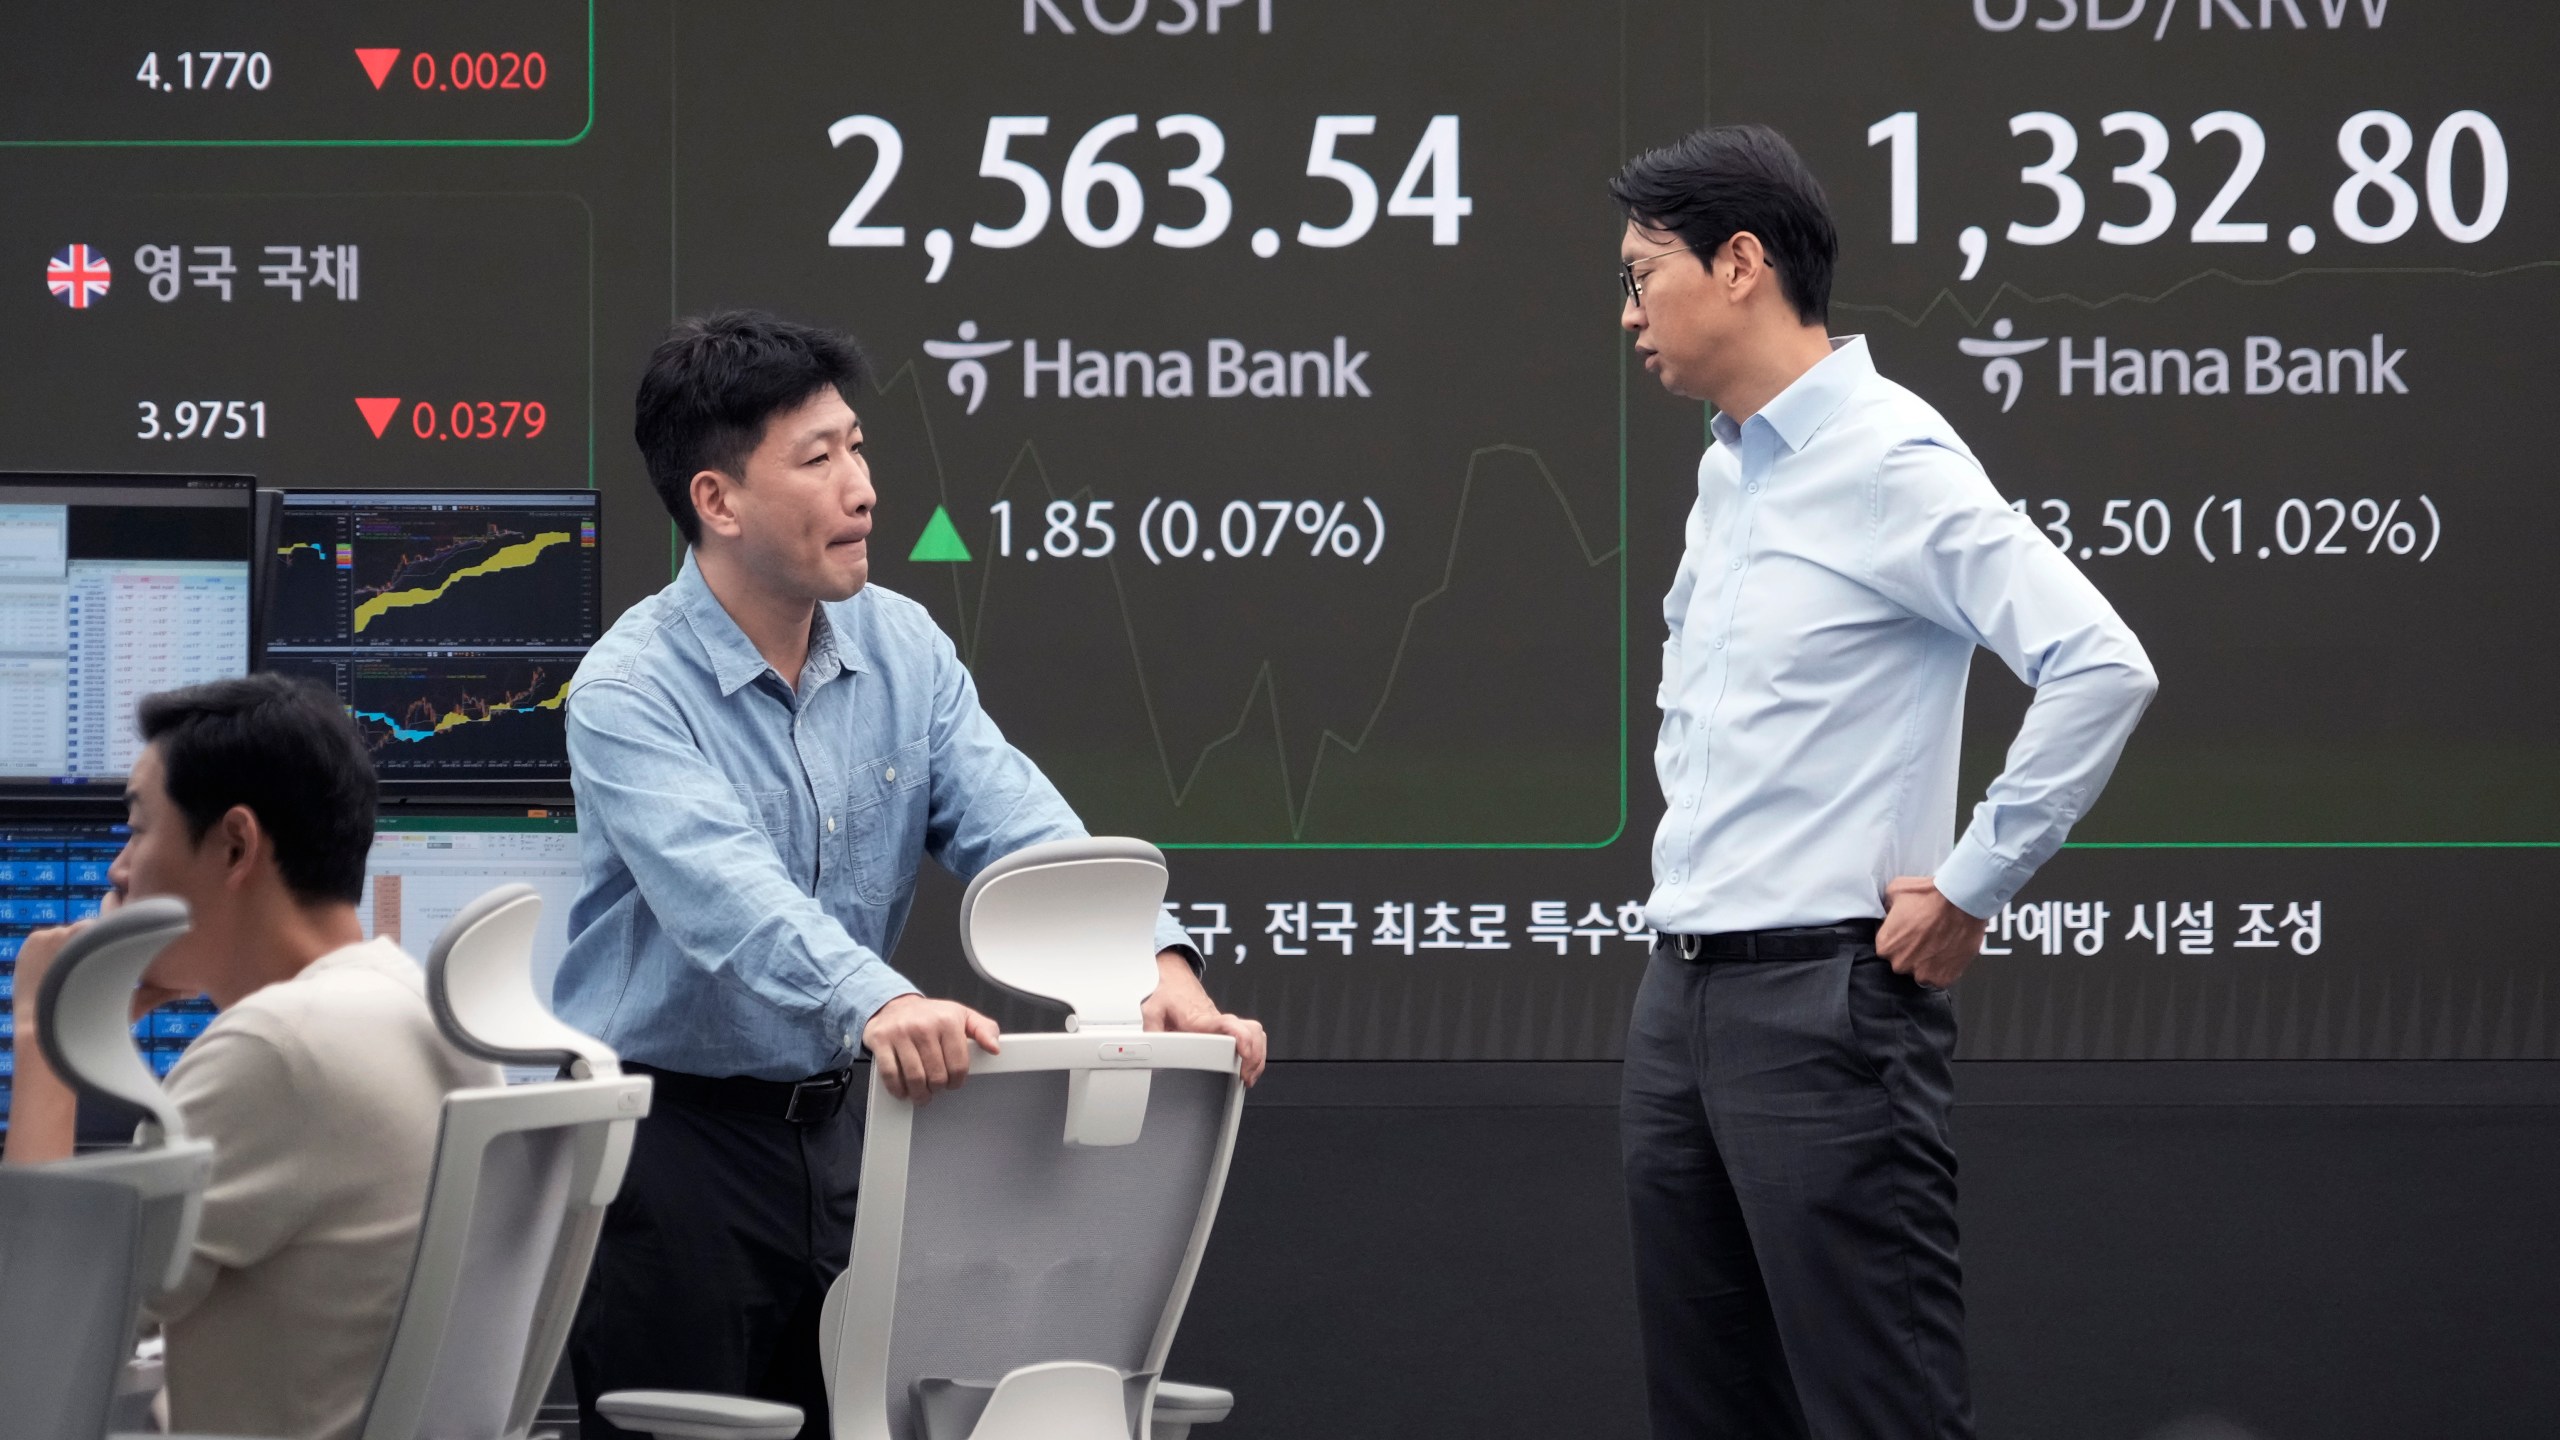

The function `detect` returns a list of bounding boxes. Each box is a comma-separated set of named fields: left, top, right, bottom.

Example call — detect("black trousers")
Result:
left=570, top=1086, right=863, bottom=1440
left=1620, top=939, right=1972, bottom=1440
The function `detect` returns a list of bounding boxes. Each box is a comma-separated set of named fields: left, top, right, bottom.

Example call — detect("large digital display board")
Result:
left=0, top=1, right=2548, bottom=1059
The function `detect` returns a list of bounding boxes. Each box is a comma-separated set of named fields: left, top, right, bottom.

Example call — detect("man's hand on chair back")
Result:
left=861, top=994, right=1002, bottom=1102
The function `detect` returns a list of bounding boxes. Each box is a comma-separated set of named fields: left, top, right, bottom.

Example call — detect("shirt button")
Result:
left=884, top=767, right=897, bottom=782
left=1728, top=559, right=1742, bottom=571
left=1746, top=482, right=1760, bottom=495
left=826, top=816, right=838, bottom=834
left=1711, top=638, right=1725, bottom=650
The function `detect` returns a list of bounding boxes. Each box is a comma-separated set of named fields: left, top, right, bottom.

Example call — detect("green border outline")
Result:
left=0, top=2, right=594, bottom=149
left=652, top=5, right=1638, bottom=853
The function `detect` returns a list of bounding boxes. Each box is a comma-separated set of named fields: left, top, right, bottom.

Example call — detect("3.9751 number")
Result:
left=137, top=400, right=264, bottom=440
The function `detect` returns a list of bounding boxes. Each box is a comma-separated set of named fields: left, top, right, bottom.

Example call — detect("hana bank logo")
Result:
left=923, top=321, right=1014, bottom=415
left=1958, top=319, right=2049, bottom=412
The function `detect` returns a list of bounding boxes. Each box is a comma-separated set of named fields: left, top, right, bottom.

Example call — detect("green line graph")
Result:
left=866, top=360, right=1627, bottom=849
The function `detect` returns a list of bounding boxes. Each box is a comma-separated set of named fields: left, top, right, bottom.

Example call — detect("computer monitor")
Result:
left=0, top=811, right=585, bottom=1134
left=0, top=473, right=255, bottom=793
left=358, top=813, right=583, bottom=1017
left=360, top=810, right=585, bottom=1084
left=0, top=817, right=221, bottom=1137
left=258, top=490, right=601, bottom=798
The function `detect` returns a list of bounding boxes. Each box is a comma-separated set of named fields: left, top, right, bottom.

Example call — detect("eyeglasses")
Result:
left=1617, top=244, right=1720, bottom=303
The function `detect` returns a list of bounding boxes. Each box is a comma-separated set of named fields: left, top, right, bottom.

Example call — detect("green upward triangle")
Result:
left=907, top=505, right=973, bottom=562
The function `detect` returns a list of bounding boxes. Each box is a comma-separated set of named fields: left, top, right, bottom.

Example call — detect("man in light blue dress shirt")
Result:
left=557, top=311, right=1265, bottom=1440
left=1612, top=128, right=2157, bottom=1438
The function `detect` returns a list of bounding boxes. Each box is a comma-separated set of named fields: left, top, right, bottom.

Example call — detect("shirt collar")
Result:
left=806, top=604, right=856, bottom=687
left=292, top=936, right=416, bottom=985
left=674, top=551, right=864, bottom=697
left=671, top=552, right=770, bottom=696
left=1708, top=334, right=1873, bottom=455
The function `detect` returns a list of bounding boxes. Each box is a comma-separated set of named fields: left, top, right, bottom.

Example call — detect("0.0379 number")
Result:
left=136, top=400, right=264, bottom=440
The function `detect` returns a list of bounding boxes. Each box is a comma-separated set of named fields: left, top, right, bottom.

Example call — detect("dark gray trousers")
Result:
left=1620, top=939, right=1972, bottom=1440
left=570, top=1090, right=863, bottom=1440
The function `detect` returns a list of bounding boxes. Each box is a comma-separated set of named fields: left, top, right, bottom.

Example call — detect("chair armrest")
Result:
left=595, top=1389, right=806, bottom=1440
left=113, top=1340, right=166, bottom=1432
left=1154, top=1381, right=1234, bottom=1424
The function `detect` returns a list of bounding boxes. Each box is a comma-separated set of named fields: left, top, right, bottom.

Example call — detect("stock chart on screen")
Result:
left=261, top=491, right=597, bottom=788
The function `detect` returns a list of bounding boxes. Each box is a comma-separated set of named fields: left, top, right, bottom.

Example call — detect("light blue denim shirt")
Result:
left=1646, top=337, right=2157, bottom=935
left=555, top=552, right=1195, bottom=1080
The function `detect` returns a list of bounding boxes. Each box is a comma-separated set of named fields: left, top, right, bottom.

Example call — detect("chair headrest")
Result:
left=958, top=837, right=1168, bottom=1027
left=36, top=896, right=192, bottom=1144
left=425, top=884, right=619, bottom=1077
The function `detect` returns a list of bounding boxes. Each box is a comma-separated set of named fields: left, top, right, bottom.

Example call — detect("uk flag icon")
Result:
left=47, top=244, right=112, bottom=309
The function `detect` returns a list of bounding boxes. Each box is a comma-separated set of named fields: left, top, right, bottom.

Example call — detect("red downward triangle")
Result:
left=354, top=48, right=401, bottom=90
left=354, top=397, right=402, bottom=437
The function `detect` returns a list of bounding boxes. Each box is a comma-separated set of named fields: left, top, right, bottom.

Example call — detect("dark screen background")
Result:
left=1, top=0, right=2548, bottom=1058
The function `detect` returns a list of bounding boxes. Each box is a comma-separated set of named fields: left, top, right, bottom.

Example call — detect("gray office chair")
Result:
left=0, top=897, right=215, bottom=1440
left=352, top=883, right=653, bottom=1440
left=599, top=837, right=1243, bottom=1440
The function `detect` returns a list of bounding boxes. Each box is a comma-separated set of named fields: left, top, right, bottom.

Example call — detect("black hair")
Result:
left=634, top=309, right=870, bottom=545
left=136, top=673, right=377, bottom=906
left=1610, top=124, right=1840, bottom=327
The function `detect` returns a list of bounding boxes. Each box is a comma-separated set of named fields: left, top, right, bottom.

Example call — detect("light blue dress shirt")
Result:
left=1646, top=337, right=2157, bottom=935
left=555, top=553, right=1196, bottom=1080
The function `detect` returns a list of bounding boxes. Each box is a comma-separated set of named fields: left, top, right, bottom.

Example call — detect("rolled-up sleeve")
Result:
left=568, top=677, right=918, bottom=1060
left=1868, top=440, right=2160, bottom=918
left=915, top=625, right=1202, bottom=971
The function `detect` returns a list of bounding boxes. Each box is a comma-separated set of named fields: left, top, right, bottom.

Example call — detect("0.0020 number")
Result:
left=136, top=400, right=264, bottom=440
left=408, top=51, right=548, bottom=91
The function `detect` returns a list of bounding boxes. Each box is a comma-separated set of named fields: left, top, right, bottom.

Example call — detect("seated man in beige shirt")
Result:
left=4, top=673, right=501, bottom=1440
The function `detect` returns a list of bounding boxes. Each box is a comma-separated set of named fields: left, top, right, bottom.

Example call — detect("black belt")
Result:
left=628, top=1062, right=858, bottom=1126
left=1658, top=920, right=1881, bottom=962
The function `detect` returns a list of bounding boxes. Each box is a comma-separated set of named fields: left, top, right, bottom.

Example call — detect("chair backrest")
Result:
left=825, top=839, right=1245, bottom=1440
left=359, top=885, right=651, bottom=1440
left=38, top=898, right=195, bottom=1145
left=32, top=897, right=217, bottom=1298
left=1, top=897, right=215, bottom=1440
left=0, top=1165, right=146, bottom=1440
left=959, top=836, right=1168, bottom=1028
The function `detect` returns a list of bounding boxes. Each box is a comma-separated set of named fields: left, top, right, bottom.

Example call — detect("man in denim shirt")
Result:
left=560, top=311, right=1265, bottom=1439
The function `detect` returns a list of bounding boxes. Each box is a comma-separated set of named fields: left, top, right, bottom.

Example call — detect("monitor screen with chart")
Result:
left=259, top=489, right=600, bottom=795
